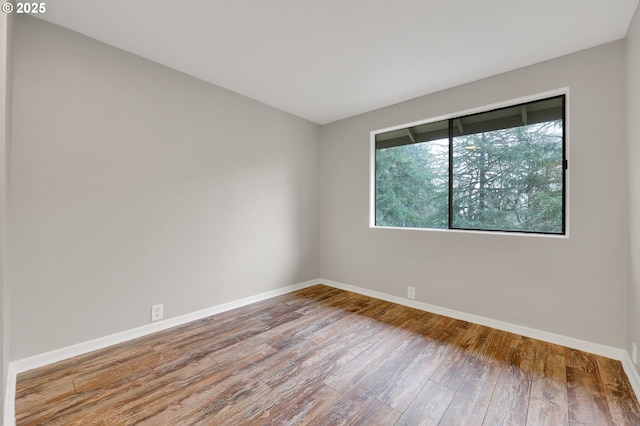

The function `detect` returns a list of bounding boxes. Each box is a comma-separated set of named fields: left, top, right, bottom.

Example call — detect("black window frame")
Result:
left=372, top=94, right=567, bottom=236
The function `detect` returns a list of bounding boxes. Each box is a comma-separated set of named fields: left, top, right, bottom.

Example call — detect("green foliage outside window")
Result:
left=375, top=96, right=565, bottom=234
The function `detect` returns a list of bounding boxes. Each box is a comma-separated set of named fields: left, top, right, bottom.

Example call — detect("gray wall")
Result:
left=628, top=5, right=640, bottom=375
left=318, top=41, right=628, bottom=348
left=9, top=16, right=320, bottom=360
left=1, top=9, right=12, bottom=421
left=7, top=12, right=638, bottom=364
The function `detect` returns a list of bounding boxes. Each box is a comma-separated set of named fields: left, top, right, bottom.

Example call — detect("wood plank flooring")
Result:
left=15, top=284, right=640, bottom=425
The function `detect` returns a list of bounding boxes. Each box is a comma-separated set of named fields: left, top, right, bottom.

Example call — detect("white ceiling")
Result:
left=37, top=0, right=639, bottom=124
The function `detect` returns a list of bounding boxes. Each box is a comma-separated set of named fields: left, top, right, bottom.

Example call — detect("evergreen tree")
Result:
left=375, top=141, right=448, bottom=228
left=452, top=121, right=563, bottom=233
left=375, top=120, right=563, bottom=233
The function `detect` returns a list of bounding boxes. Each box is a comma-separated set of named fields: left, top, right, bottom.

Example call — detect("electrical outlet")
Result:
left=407, top=286, right=415, bottom=300
left=151, top=304, right=163, bottom=322
left=633, top=342, right=638, bottom=365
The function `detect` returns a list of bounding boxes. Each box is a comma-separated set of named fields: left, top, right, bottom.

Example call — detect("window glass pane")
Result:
left=375, top=138, right=449, bottom=228
left=372, top=95, right=565, bottom=235
left=451, top=119, right=563, bottom=233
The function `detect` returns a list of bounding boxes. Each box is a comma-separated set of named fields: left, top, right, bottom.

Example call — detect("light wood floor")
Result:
left=15, top=284, right=640, bottom=425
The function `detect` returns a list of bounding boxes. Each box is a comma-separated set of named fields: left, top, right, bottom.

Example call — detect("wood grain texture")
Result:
left=526, top=341, right=569, bottom=425
left=14, top=284, right=640, bottom=425
left=395, top=380, right=455, bottom=426
left=597, top=355, right=640, bottom=425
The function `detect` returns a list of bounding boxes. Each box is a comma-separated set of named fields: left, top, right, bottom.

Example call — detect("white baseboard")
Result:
left=4, top=363, right=16, bottom=426
left=622, top=352, right=640, bottom=402
left=3, top=279, right=318, bottom=426
left=317, top=278, right=639, bottom=399
left=5, top=277, right=639, bottom=426
left=318, top=279, right=626, bottom=360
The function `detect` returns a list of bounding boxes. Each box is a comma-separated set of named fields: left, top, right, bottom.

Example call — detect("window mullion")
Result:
left=448, top=119, right=454, bottom=229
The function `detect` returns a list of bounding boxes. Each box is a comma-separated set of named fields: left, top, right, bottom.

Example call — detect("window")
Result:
left=373, top=95, right=566, bottom=235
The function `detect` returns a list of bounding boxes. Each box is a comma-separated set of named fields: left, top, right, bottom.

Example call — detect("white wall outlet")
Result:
left=632, top=342, right=638, bottom=365
left=151, top=304, right=163, bottom=322
left=407, top=286, right=415, bottom=300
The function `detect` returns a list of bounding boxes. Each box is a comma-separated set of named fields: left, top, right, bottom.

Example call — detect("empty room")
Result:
left=2, top=0, right=640, bottom=424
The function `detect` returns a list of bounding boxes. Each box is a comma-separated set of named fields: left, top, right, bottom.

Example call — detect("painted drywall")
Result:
left=318, top=41, right=628, bottom=348
left=9, top=16, right=320, bottom=360
left=0, top=9, right=11, bottom=421
left=628, top=4, right=640, bottom=375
